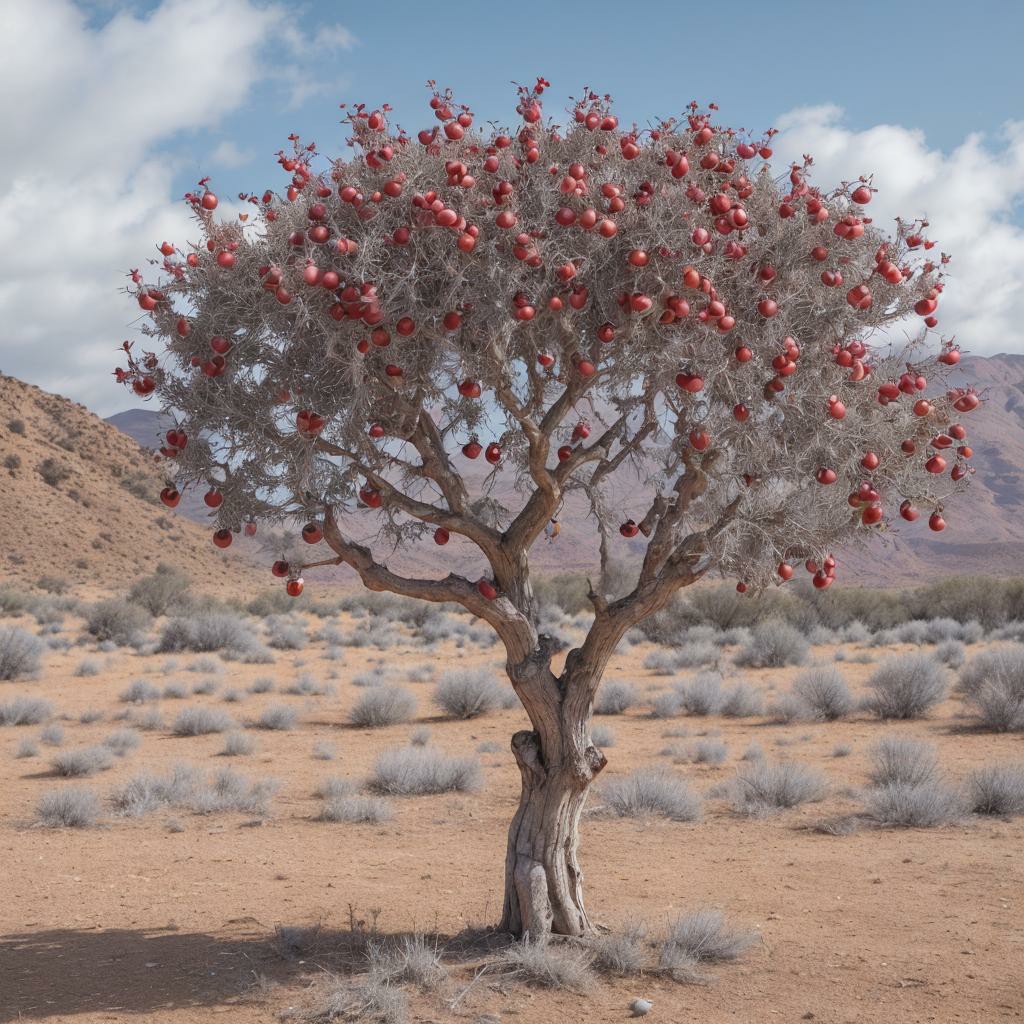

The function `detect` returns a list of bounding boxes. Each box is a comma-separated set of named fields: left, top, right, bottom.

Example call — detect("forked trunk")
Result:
left=500, top=726, right=606, bottom=938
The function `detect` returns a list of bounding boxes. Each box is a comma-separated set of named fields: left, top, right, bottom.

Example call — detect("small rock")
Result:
left=630, top=998, right=653, bottom=1017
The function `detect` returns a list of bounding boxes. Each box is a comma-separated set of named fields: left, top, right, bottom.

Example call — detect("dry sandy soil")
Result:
left=1, top=604, right=1022, bottom=1024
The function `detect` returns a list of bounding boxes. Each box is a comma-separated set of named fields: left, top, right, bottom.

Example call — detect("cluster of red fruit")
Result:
left=121, top=81, right=971, bottom=605
left=775, top=555, right=839, bottom=590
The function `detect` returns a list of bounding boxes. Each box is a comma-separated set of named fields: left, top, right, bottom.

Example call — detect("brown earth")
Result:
left=1, top=604, right=1022, bottom=1024
left=0, top=374, right=261, bottom=596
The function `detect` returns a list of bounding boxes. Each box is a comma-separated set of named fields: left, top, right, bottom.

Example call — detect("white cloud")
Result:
left=210, top=140, right=256, bottom=168
left=772, top=105, right=1024, bottom=357
left=0, top=0, right=353, bottom=414
left=320, top=24, right=358, bottom=50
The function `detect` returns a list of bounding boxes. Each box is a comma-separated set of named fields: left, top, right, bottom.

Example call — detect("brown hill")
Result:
left=104, top=353, right=1024, bottom=588
left=0, top=374, right=260, bottom=596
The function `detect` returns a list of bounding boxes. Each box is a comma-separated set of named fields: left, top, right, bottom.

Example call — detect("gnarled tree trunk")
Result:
left=499, top=665, right=607, bottom=938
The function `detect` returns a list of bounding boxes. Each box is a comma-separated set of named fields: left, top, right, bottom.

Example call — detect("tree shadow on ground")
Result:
left=0, top=918, right=508, bottom=1021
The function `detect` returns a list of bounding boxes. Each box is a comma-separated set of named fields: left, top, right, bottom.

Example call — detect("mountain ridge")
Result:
left=103, top=353, right=1024, bottom=587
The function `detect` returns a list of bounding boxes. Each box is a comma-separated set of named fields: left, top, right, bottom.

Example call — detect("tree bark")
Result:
left=499, top=716, right=607, bottom=938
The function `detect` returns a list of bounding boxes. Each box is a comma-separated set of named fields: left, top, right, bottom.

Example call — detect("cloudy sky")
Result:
left=2, top=0, right=1022, bottom=416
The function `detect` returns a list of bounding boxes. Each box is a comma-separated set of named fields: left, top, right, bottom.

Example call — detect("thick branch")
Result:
left=322, top=509, right=537, bottom=663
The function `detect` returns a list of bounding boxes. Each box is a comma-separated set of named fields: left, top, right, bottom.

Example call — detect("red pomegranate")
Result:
left=619, top=519, right=640, bottom=538
left=159, top=487, right=181, bottom=508
left=301, top=522, right=323, bottom=544
left=434, top=527, right=450, bottom=545
left=286, top=578, right=304, bottom=597
left=212, top=529, right=233, bottom=548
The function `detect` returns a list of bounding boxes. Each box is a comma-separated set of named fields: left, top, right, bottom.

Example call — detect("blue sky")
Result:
left=154, top=0, right=1024, bottom=212
left=4, top=0, right=1024, bottom=414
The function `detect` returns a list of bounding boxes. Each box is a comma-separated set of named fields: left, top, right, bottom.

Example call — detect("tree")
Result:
left=117, top=80, right=975, bottom=938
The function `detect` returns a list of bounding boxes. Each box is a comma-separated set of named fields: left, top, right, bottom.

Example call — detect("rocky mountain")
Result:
left=103, top=354, right=1024, bottom=588
left=0, top=374, right=260, bottom=595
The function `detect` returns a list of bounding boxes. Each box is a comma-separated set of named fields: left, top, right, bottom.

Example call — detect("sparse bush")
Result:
left=120, top=679, right=160, bottom=704
left=265, top=615, right=307, bottom=650
left=731, top=761, right=826, bottom=815
left=598, top=767, right=702, bottom=821
left=284, top=674, right=330, bottom=697
left=661, top=909, right=757, bottom=968
left=678, top=672, right=724, bottom=716
left=692, top=740, right=728, bottom=764
left=7, top=417, right=26, bottom=435
left=791, top=667, right=853, bottom=721
left=39, top=723, right=64, bottom=746
left=131, top=707, right=163, bottom=731
left=591, top=723, right=616, bottom=747
left=128, top=564, right=192, bottom=617
left=674, top=641, right=721, bottom=669
left=958, top=647, right=1024, bottom=731
left=51, top=746, right=114, bottom=777
left=0, top=695, right=53, bottom=725
left=37, top=787, right=100, bottom=827
left=349, top=687, right=416, bottom=728
left=586, top=922, right=647, bottom=975
left=406, top=663, right=434, bottom=683
left=86, top=600, right=149, bottom=646
left=643, top=649, right=678, bottom=675
left=370, top=746, right=481, bottom=795
left=220, top=731, right=255, bottom=756
left=594, top=680, right=638, bottom=715
left=171, top=706, right=234, bottom=736
left=256, top=704, right=298, bottom=731
left=734, top=620, right=808, bottom=669
left=38, top=456, right=71, bottom=487
left=103, top=728, right=140, bottom=756
left=249, top=676, right=274, bottom=694
left=302, top=974, right=408, bottom=1024
left=935, top=639, right=966, bottom=668
left=158, top=613, right=270, bottom=661
left=867, top=736, right=938, bottom=787
left=185, top=655, right=223, bottom=674
left=408, top=726, right=431, bottom=746
left=313, top=776, right=356, bottom=800
left=0, top=626, right=43, bottom=680
left=498, top=940, right=595, bottom=992
left=112, top=764, right=278, bottom=817
left=433, top=669, right=505, bottom=719
left=312, top=741, right=336, bottom=760
left=767, top=692, right=807, bottom=724
left=720, top=681, right=765, bottom=718
left=78, top=708, right=103, bottom=724
left=649, top=691, right=683, bottom=718
left=968, top=764, right=1024, bottom=816
left=162, top=681, right=188, bottom=699
left=372, top=933, right=446, bottom=990
left=864, top=654, right=947, bottom=719
left=320, top=794, right=393, bottom=824
left=741, top=741, right=765, bottom=761
left=865, top=781, right=964, bottom=827
left=16, top=737, right=39, bottom=758
left=74, top=658, right=101, bottom=678
left=832, top=744, right=852, bottom=758
left=191, top=677, right=219, bottom=696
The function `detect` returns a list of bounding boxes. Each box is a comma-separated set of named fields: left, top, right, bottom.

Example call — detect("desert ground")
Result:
left=1, top=580, right=1022, bottom=1024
